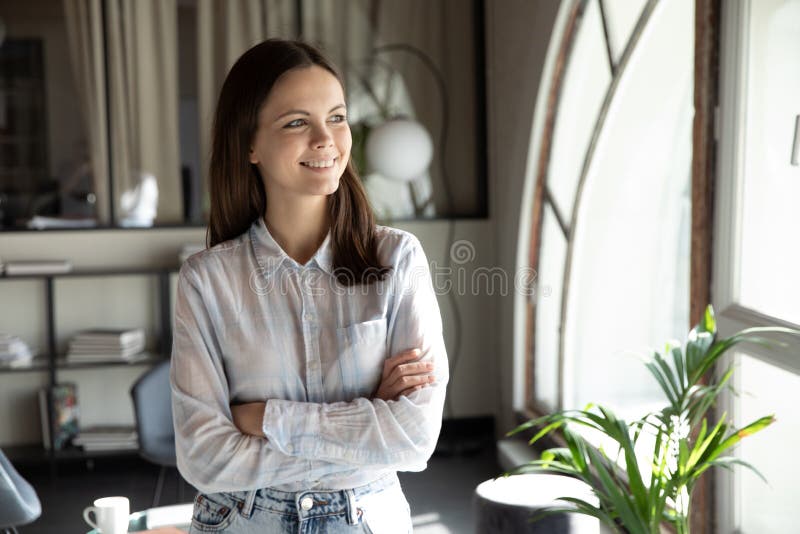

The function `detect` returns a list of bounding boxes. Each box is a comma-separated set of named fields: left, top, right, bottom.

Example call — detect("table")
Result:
left=473, top=473, right=608, bottom=533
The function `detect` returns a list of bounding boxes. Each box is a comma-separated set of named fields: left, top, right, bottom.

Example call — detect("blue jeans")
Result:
left=189, top=472, right=413, bottom=533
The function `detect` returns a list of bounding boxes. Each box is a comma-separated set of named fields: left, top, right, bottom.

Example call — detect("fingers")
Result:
left=374, top=347, right=437, bottom=402
left=392, top=373, right=435, bottom=390
left=382, top=348, right=422, bottom=378
left=382, top=373, right=435, bottom=401
left=386, top=360, right=433, bottom=385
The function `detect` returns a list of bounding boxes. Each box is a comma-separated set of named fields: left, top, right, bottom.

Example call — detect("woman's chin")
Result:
left=306, top=176, right=341, bottom=197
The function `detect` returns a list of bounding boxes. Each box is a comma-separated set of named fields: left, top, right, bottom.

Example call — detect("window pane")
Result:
left=0, top=2, right=98, bottom=228
left=534, top=203, right=567, bottom=411
left=562, top=0, right=692, bottom=418
left=738, top=0, right=800, bottom=325
left=735, top=354, right=799, bottom=534
left=546, top=0, right=610, bottom=218
left=601, top=0, right=647, bottom=62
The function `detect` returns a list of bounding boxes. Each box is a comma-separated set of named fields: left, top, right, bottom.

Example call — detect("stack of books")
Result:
left=0, top=334, right=35, bottom=368
left=73, top=425, right=139, bottom=452
left=66, top=328, right=146, bottom=363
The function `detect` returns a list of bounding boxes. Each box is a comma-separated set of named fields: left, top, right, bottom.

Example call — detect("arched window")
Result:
left=525, top=0, right=692, bottom=421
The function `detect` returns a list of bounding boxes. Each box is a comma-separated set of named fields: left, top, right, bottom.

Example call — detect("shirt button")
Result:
left=304, top=313, right=314, bottom=321
left=300, top=496, right=314, bottom=511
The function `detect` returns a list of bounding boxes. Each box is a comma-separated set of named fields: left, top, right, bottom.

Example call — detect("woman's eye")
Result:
left=284, top=119, right=306, bottom=128
left=329, top=114, right=347, bottom=123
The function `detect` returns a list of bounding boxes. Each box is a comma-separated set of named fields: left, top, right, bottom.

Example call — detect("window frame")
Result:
left=714, top=0, right=800, bottom=532
left=518, top=1, right=720, bottom=532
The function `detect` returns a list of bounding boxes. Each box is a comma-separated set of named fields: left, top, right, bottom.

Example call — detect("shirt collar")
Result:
left=249, top=217, right=334, bottom=276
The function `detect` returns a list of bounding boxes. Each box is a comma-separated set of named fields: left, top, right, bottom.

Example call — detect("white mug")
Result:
left=83, top=496, right=130, bottom=533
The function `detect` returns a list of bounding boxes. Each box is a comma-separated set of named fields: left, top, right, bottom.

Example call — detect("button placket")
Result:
left=300, top=268, right=324, bottom=402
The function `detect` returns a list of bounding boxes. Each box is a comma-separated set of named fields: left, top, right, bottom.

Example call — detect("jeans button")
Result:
left=300, top=496, right=314, bottom=511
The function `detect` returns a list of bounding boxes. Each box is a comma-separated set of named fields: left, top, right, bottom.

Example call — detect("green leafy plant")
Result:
left=507, top=305, right=798, bottom=534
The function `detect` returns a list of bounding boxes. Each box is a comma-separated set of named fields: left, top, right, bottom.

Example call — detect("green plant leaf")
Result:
left=702, top=456, right=769, bottom=484
left=528, top=501, right=623, bottom=534
left=645, top=358, right=679, bottom=406
left=594, top=406, right=649, bottom=518
left=655, top=350, right=682, bottom=402
left=555, top=497, right=622, bottom=532
left=690, top=327, right=797, bottom=385
left=709, top=415, right=776, bottom=462
left=506, top=304, right=799, bottom=534
left=564, top=426, right=590, bottom=476
left=671, top=345, right=686, bottom=392
left=685, top=306, right=717, bottom=377
left=586, top=446, right=649, bottom=533
left=507, top=413, right=554, bottom=437
left=686, top=416, right=726, bottom=476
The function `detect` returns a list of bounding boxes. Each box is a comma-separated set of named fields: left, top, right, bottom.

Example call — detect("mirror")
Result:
left=0, top=0, right=487, bottom=231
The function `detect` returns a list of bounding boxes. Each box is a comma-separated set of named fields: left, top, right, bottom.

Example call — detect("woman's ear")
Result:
left=249, top=148, right=258, bottom=165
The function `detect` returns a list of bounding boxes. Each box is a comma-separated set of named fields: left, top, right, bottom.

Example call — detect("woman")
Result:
left=170, top=39, right=448, bottom=533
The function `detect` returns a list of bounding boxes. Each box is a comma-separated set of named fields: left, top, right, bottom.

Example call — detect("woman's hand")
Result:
left=372, top=348, right=435, bottom=401
left=231, top=402, right=267, bottom=437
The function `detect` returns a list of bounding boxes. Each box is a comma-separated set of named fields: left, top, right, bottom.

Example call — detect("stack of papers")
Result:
left=27, top=216, right=97, bottom=229
left=74, top=425, right=139, bottom=452
left=66, top=328, right=146, bottom=363
left=0, top=334, right=35, bottom=368
left=3, top=260, right=72, bottom=276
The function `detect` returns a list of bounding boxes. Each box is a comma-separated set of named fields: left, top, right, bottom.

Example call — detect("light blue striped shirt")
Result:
left=170, top=217, right=448, bottom=494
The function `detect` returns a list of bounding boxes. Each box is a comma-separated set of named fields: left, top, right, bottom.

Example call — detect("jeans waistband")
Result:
left=226, top=471, right=398, bottom=525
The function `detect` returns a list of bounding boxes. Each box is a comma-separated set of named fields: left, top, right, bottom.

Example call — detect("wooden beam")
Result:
left=690, top=0, right=721, bottom=532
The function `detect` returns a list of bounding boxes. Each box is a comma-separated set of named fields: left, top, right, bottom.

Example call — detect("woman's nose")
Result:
left=310, top=125, right=334, bottom=149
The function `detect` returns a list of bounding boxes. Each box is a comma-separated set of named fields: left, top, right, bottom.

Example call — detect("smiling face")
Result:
left=249, top=65, right=352, bottom=200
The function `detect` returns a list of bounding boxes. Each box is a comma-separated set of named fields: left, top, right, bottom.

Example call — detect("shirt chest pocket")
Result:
left=336, top=318, right=388, bottom=400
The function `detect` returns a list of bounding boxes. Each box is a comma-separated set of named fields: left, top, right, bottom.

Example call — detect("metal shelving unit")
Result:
left=0, top=267, right=177, bottom=472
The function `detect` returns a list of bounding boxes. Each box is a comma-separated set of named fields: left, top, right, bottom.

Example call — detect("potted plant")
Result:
left=507, top=305, right=798, bottom=534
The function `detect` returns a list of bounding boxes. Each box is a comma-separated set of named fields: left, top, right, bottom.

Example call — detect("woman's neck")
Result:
left=264, top=195, right=330, bottom=265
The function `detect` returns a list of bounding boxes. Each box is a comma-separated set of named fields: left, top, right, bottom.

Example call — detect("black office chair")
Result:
left=130, top=360, right=180, bottom=506
left=0, top=449, right=41, bottom=533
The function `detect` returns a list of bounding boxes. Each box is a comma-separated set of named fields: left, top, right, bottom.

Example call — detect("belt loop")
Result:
left=344, top=489, right=359, bottom=525
left=240, top=489, right=257, bottom=519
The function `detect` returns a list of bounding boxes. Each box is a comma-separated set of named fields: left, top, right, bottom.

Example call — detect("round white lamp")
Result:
left=365, top=118, right=433, bottom=181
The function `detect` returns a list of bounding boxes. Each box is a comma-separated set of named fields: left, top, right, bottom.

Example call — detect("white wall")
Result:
left=486, top=0, right=561, bottom=436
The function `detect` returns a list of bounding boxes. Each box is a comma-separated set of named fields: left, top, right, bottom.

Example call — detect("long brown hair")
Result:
left=207, top=39, right=390, bottom=286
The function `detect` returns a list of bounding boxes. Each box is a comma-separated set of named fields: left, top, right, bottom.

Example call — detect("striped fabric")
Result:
left=170, top=217, right=448, bottom=494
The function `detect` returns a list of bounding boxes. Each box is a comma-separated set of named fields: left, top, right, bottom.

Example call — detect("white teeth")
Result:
left=302, top=158, right=336, bottom=168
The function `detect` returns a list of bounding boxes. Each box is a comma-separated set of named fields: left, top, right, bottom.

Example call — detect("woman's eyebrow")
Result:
left=274, top=104, right=346, bottom=122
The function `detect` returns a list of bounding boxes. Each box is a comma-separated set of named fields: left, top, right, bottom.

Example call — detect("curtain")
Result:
left=63, top=0, right=110, bottom=224
left=196, top=0, right=295, bottom=219
left=105, top=0, right=181, bottom=224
